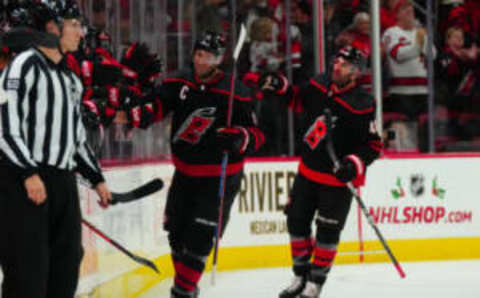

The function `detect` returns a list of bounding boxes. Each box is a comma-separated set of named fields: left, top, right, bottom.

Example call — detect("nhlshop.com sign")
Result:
left=361, top=156, right=480, bottom=240
left=221, top=156, right=480, bottom=247
left=369, top=206, right=472, bottom=224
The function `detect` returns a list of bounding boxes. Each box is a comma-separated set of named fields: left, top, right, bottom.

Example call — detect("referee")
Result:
left=0, top=2, right=111, bottom=298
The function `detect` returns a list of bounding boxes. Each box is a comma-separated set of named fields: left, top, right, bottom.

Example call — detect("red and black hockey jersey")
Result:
left=151, top=67, right=265, bottom=177
left=290, top=74, right=382, bottom=187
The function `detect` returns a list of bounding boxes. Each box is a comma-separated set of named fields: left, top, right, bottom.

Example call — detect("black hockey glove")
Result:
left=82, top=88, right=116, bottom=128
left=138, top=56, right=162, bottom=89
left=333, top=158, right=357, bottom=183
left=121, top=42, right=151, bottom=69
left=81, top=100, right=101, bottom=130
left=121, top=42, right=162, bottom=89
left=84, top=86, right=120, bottom=110
left=258, top=72, right=288, bottom=95
left=217, top=126, right=249, bottom=155
left=119, top=86, right=142, bottom=110
left=128, top=103, right=156, bottom=129
left=92, top=61, right=123, bottom=86
left=81, top=100, right=115, bottom=129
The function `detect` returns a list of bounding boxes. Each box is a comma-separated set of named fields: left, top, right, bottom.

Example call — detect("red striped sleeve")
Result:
left=390, top=43, right=408, bottom=61
left=334, top=96, right=375, bottom=114
left=209, top=88, right=252, bottom=101
left=164, top=78, right=198, bottom=89
left=247, top=127, right=265, bottom=151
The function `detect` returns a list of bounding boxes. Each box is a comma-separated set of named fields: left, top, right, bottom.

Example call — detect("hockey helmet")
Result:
left=43, top=0, right=83, bottom=23
left=2, top=3, right=36, bottom=53
left=6, top=2, right=32, bottom=28
left=83, top=27, right=112, bottom=55
left=29, top=2, right=60, bottom=31
left=335, top=46, right=366, bottom=71
left=193, top=30, right=226, bottom=57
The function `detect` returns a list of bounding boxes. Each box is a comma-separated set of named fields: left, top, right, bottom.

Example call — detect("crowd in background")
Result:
left=3, top=0, right=480, bottom=162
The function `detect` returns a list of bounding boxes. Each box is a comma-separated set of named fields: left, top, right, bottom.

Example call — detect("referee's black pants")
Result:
left=0, top=165, right=83, bottom=298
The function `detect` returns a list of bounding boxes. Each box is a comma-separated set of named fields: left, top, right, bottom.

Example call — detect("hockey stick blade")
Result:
left=233, top=24, right=247, bottom=61
left=110, top=178, right=164, bottom=205
left=82, top=219, right=160, bottom=274
left=130, top=254, right=160, bottom=274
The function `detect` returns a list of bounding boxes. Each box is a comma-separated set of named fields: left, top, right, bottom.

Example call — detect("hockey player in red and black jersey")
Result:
left=127, top=31, right=265, bottom=298
left=260, top=46, right=382, bottom=298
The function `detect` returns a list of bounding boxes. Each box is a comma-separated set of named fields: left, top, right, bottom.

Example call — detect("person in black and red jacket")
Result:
left=260, top=46, right=382, bottom=298
left=436, top=26, right=478, bottom=113
left=128, top=30, right=265, bottom=298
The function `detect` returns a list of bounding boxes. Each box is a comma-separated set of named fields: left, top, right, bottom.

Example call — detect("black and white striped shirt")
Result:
left=0, top=48, right=104, bottom=185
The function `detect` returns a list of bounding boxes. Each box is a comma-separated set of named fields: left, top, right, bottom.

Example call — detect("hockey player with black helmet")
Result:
left=128, top=30, right=265, bottom=298
left=260, top=46, right=382, bottom=298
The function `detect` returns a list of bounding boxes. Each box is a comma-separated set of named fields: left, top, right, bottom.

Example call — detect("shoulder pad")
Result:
left=309, top=74, right=330, bottom=93
left=234, top=76, right=252, bottom=98
left=334, top=87, right=375, bottom=115
left=162, top=68, right=196, bottom=87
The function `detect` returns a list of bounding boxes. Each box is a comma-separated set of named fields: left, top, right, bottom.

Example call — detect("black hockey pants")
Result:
left=0, top=164, right=83, bottom=298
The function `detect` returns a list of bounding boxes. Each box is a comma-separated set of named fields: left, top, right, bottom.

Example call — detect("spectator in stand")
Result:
left=380, top=0, right=398, bottom=33
left=291, top=0, right=314, bottom=84
left=436, top=26, right=479, bottom=140
left=249, top=16, right=289, bottom=156
left=441, top=0, right=480, bottom=46
left=335, top=12, right=372, bottom=92
left=196, top=0, right=229, bottom=35
left=240, top=0, right=272, bottom=36
left=336, top=12, right=371, bottom=51
left=440, top=2, right=472, bottom=44
left=439, top=0, right=464, bottom=34
left=437, top=27, right=478, bottom=111
left=324, top=0, right=359, bottom=61
left=249, top=16, right=284, bottom=73
left=382, top=0, right=436, bottom=151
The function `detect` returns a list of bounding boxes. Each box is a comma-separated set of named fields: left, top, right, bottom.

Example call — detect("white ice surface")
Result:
left=141, top=260, right=480, bottom=298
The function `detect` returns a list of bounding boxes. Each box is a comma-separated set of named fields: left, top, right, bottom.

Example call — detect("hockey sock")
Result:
left=174, top=250, right=207, bottom=293
left=310, top=242, right=337, bottom=285
left=290, top=235, right=314, bottom=276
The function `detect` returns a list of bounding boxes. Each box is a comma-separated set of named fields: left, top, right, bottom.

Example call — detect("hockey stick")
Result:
left=81, top=218, right=160, bottom=274
left=211, top=23, right=247, bottom=285
left=110, top=178, right=163, bottom=205
left=324, top=108, right=406, bottom=279
left=78, top=178, right=164, bottom=205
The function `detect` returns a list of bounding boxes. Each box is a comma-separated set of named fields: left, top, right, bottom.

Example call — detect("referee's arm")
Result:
left=0, top=58, right=39, bottom=179
left=74, top=121, right=105, bottom=187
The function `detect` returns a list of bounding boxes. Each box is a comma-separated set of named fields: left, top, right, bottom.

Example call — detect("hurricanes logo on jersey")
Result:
left=173, top=107, right=216, bottom=144
left=304, top=115, right=328, bottom=150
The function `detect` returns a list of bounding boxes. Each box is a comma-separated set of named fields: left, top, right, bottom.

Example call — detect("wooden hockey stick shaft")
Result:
left=324, top=108, right=406, bottom=279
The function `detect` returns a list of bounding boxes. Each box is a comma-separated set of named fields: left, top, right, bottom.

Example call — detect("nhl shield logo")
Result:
left=410, top=174, right=425, bottom=197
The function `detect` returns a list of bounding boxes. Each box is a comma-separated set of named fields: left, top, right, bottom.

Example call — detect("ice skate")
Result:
left=278, top=275, right=306, bottom=298
left=297, top=281, right=323, bottom=298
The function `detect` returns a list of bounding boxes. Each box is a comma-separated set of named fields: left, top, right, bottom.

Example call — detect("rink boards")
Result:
left=76, top=155, right=480, bottom=297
